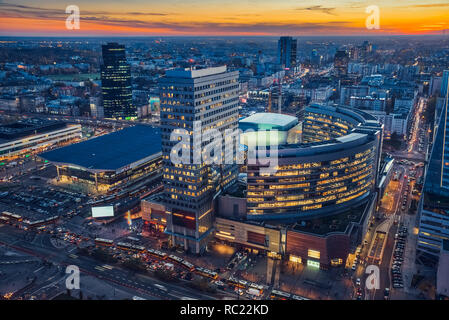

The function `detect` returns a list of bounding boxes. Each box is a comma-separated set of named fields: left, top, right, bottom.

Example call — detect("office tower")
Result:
left=101, top=43, right=135, bottom=119
left=334, top=50, right=349, bottom=76
left=349, top=46, right=360, bottom=60
left=89, top=96, right=104, bottom=119
left=159, top=66, right=240, bottom=254
left=362, top=41, right=373, bottom=54
left=310, top=49, right=321, bottom=66
left=278, top=36, right=297, bottom=69
left=417, top=74, right=449, bottom=266
left=442, top=70, right=449, bottom=98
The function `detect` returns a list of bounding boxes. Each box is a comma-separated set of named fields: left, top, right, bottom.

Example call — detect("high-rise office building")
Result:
left=278, top=37, right=297, bottom=69
left=334, top=50, right=349, bottom=76
left=159, top=66, right=240, bottom=254
left=101, top=43, right=135, bottom=119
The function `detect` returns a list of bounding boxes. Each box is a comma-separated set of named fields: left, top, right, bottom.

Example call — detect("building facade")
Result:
left=160, top=66, right=240, bottom=254
left=278, top=37, right=297, bottom=69
left=0, top=119, right=81, bottom=160
left=101, top=43, right=135, bottom=119
left=246, top=105, right=383, bottom=221
left=417, top=80, right=449, bottom=266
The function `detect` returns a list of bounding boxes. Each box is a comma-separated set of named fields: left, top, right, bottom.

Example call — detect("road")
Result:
left=0, top=225, right=229, bottom=300
left=358, top=96, right=429, bottom=300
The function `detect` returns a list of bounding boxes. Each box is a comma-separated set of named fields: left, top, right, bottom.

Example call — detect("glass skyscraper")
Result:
left=101, top=43, right=135, bottom=119
left=277, top=36, right=297, bottom=69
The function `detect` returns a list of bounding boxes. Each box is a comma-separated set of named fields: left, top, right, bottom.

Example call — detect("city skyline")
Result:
left=0, top=0, right=448, bottom=36
left=0, top=12, right=449, bottom=302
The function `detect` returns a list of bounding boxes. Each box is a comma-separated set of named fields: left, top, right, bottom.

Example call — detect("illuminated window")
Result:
left=308, top=249, right=320, bottom=259
left=289, top=255, right=302, bottom=264
left=307, top=260, right=320, bottom=268
left=331, top=258, right=343, bottom=266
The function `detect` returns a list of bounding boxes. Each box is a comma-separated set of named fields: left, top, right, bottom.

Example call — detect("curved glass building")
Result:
left=245, top=104, right=383, bottom=220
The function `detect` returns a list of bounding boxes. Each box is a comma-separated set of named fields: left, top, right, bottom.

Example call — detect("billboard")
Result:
left=91, top=206, right=114, bottom=218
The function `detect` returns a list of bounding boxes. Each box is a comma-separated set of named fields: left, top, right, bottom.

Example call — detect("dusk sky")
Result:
left=0, top=0, right=448, bottom=36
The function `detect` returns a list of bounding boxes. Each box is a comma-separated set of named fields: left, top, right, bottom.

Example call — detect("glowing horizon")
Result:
left=0, top=0, right=448, bottom=37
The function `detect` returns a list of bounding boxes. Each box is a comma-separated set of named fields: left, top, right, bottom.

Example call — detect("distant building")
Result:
left=89, top=96, right=104, bottom=119
left=368, top=111, right=409, bottom=137
left=340, top=85, right=369, bottom=105
left=101, top=43, right=135, bottom=119
left=0, top=95, right=19, bottom=112
left=334, top=50, right=349, bottom=76
left=442, top=70, right=449, bottom=99
left=350, top=95, right=386, bottom=112
left=278, top=37, right=297, bottom=69
left=0, top=119, right=81, bottom=160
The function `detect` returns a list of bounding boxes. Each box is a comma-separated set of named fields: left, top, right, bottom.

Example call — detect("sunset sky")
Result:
left=0, top=0, right=448, bottom=36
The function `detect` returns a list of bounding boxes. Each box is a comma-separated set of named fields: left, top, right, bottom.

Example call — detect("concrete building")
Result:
left=0, top=119, right=81, bottom=160
left=89, top=96, right=104, bottom=119
left=39, top=125, right=162, bottom=194
left=368, top=110, right=410, bottom=137
left=350, top=95, right=386, bottom=112
left=159, top=66, right=240, bottom=254
left=141, top=193, right=167, bottom=233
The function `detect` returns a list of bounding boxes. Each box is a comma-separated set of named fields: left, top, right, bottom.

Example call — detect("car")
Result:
left=356, top=278, right=361, bottom=286
left=352, top=265, right=357, bottom=271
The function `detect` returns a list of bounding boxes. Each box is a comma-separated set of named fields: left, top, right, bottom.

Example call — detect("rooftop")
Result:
left=0, top=118, right=66, bottom=141
left=239, top=112, right=299, bottom=131
left=290, top=201, right=367, bottom=235
left=39, top=125, right=161, bottom=172
left=165, top=66, right=227, bottom=78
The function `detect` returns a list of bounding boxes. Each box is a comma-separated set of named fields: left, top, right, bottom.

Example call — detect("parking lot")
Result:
left=0, top=185, right=88, bottom=221
left=390, top=225, right=409, bottom=291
